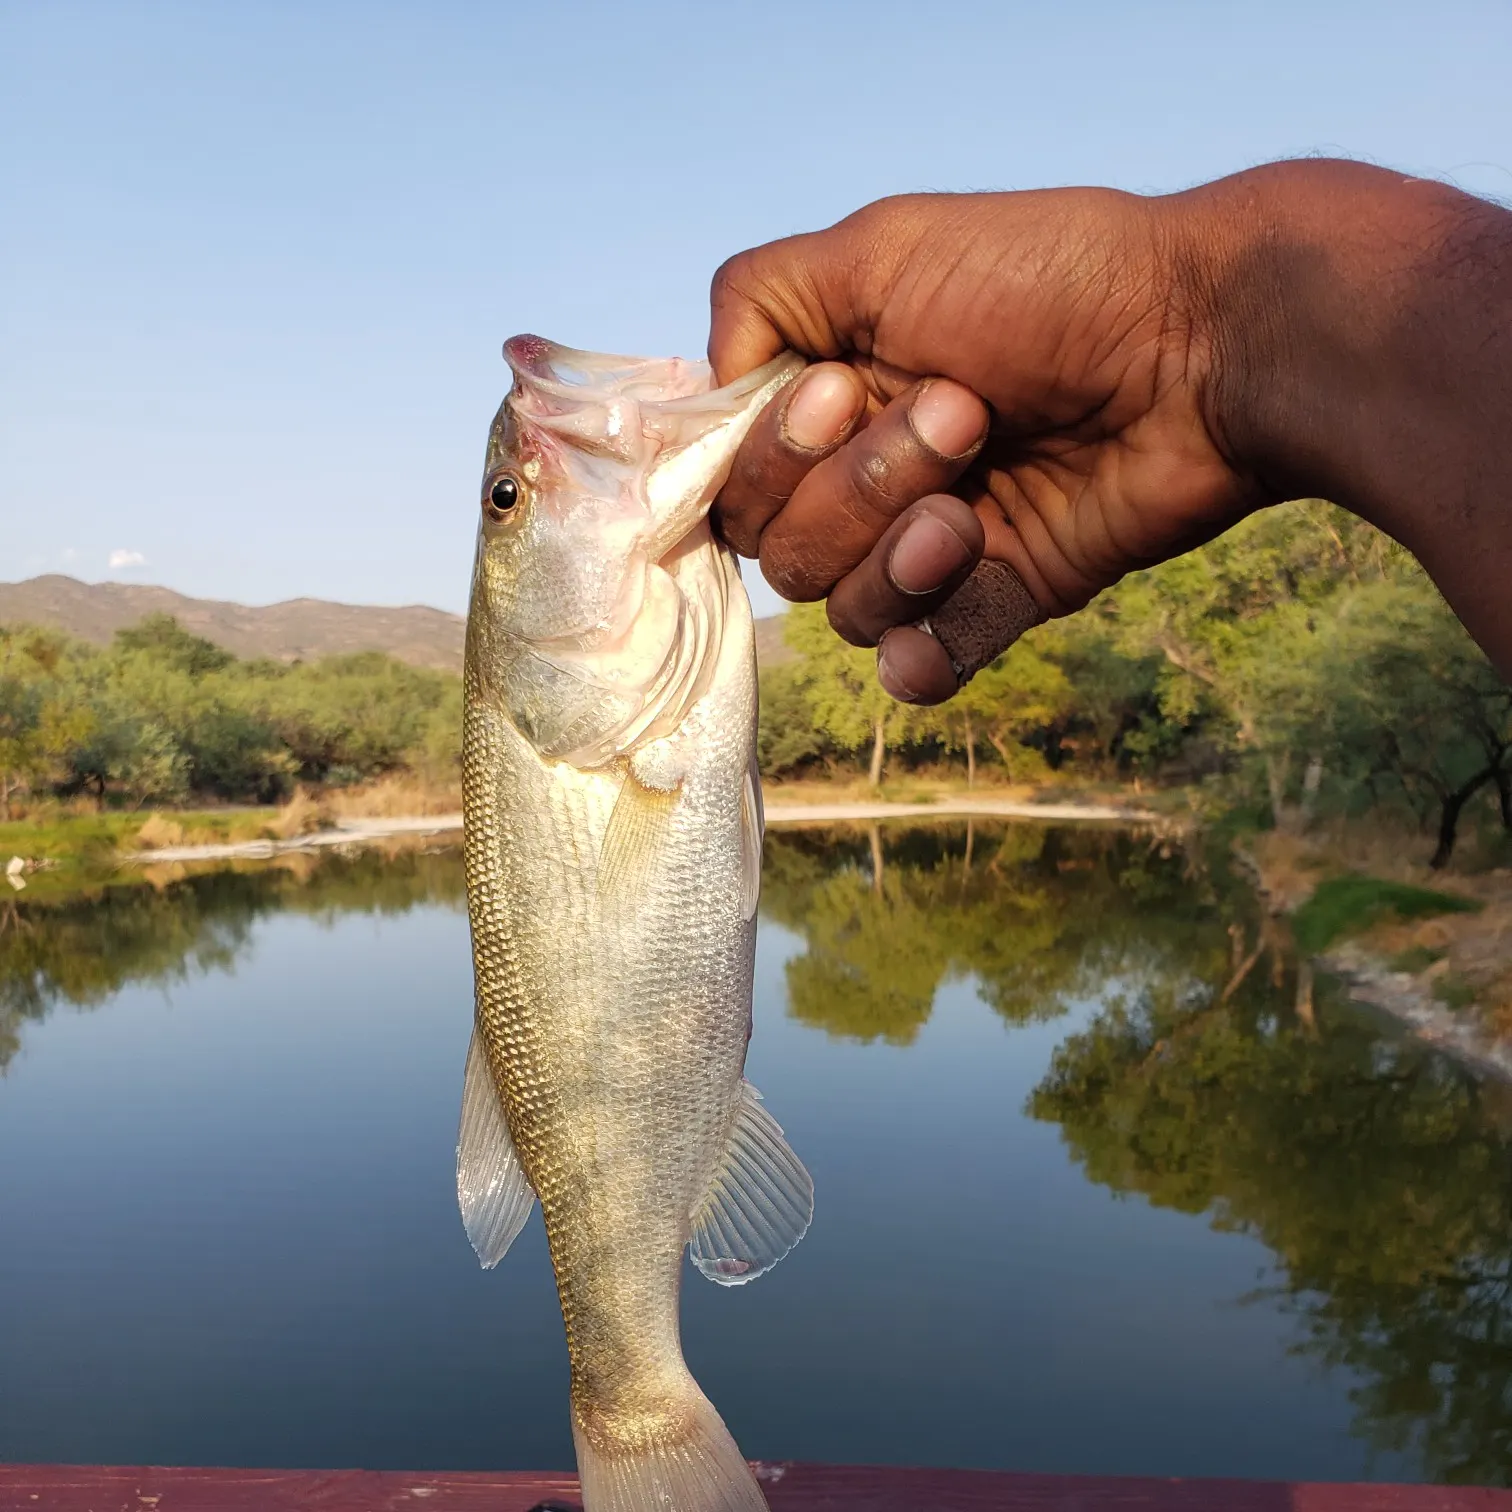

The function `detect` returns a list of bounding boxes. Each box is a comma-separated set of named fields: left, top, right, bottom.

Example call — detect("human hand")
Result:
left=708, top=186, right=1257, bottom=703
left=709, top=162, right=1512, bottom=697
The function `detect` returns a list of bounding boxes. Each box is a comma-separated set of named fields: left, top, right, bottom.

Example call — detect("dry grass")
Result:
left=1243, top=820, right=1492, bottom=911
left=1366, top=882, right=1512, bottom=1030
left=263, top=787, right=333, bottom=839
left=323, top=774, right=461, bottom=818
left=135, top=814, right=187, bottom=850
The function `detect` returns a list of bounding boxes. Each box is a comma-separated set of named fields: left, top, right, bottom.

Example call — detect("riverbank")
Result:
left=120, top=814, right=466, bottom=864
left=763, top=795, right=1159, bottom=824
left=1239, top=830, right=1512, bottom=1082
left=111, top=792, right=1165, bottom=866
left=1321, top=939, right=1512, bottom=1082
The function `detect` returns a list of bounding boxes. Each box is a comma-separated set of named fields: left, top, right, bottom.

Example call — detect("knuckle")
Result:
left=708, top=251, right=753, bottom=305
left=760, top=535, right=825, bottom=602
left=847, top=446, right=914, bottom=522
left=730, top=443, right=799, bottom=509
left=826, top=593, right=879, bottom=648
left=716, top=512, right=760, bottom=558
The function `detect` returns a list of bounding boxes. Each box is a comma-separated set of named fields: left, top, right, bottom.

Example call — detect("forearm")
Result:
left=1178, top=159, right=1512, bottom=675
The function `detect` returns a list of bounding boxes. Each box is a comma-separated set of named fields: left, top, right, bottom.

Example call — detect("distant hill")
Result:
left=752, top=612, right=792, bottom=668
left=0, top=575, right=791, bottom=672
left=0, top=576, right=465, bottom=670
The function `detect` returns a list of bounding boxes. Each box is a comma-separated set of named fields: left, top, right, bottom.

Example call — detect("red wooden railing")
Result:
left=3, top=1463, right=1510, bottom=1511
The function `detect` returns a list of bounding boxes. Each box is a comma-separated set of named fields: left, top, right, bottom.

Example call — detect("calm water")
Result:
left=2, top=825, right=1510, bottom=1485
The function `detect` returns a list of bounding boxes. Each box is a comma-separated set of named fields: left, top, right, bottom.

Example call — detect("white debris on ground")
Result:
left=1322, top=939, right=1512, bottom=1083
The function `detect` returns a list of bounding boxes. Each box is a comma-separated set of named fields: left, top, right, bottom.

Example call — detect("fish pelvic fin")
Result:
left=690, top=1080, right=813, bottom=1286
left=456, top=1026, right=536, bottom=1268
left=573, top=1385, right=769, bottom=1512
left=598, top=767, right=678, bottom=898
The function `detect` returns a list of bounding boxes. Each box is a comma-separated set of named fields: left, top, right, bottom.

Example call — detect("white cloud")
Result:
left=60, top=547, right=78, bottom=563
left=108, top=548, right=147, bottom=571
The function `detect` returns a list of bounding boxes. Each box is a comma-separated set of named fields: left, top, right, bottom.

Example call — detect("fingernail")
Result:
left=888, top=513, right=974, bottom=595
left=909, top=381, right=985, bottom=458
left=876, top=634, right=922, bottom=702
left=782, top=368, right=857, bottom=451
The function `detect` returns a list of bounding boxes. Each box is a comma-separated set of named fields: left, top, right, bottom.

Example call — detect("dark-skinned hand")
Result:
left=709, top=159, right=1512, bottom=700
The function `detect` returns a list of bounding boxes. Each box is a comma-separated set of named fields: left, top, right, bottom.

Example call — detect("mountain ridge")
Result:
left=0, top=574, right=791, bottom=670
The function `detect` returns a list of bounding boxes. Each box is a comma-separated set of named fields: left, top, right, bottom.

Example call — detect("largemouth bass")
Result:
left=459, top=335, right=813, bottom=1512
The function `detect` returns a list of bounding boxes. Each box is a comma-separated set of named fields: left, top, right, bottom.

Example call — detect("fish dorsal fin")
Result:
left=456, top=1026, right=536, bottom=1268
left=739, top=759, right=763, bottom=922
left=690, top=1080, right=813, bottom=1286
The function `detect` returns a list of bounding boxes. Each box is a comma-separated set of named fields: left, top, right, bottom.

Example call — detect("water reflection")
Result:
left=1033, top=974, right=1512, bottom=1486
left=760, top=821, right=1244, bottom=1040
left=763, top=820, right=1512, bottom=1486
left=0, top=846, right=464, bottom=1071
left=1, top=824, right=1509, bottom=1482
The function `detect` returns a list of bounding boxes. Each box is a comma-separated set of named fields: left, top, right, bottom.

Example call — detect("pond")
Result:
left=2, top=824, right=1509, bottom=1486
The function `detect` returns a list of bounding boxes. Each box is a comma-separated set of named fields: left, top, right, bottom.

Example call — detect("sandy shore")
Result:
left=128, top=815, right=466, bottom=864
left=762, top=796, right=1157, bottom=825
left=1321, top=940, right=1512, bottom=1083
left=125, top=795, right=1163, bottom=864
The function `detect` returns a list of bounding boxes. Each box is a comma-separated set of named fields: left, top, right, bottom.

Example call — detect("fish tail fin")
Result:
left=572, top=1386, right=768, bottom=1512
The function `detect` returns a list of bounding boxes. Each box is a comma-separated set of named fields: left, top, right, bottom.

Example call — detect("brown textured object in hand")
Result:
left=923, top=560, right=1047, bottom=684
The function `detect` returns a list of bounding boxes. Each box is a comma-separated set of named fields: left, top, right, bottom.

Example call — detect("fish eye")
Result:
left=484, top=472, right=525, bottom=520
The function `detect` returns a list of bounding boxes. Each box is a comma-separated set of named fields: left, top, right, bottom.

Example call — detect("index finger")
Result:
left=758, top=379, right=990, bottom=601
left=708, top=225, right=858, bottom=384
left=715, top=364, right=868, bottom=557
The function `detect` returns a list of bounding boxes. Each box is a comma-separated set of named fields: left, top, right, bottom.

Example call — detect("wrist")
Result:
left=1168, top=160, right=1512, bottom=673
left=1175, top=160, right=1506, bottom=522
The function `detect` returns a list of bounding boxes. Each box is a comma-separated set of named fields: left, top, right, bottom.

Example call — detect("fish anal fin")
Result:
left=456, top=1027, right=536, bottom=1268
left=690, top=1080, right=813, bottom=1286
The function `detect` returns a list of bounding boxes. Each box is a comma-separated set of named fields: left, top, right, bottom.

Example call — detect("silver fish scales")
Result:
left=458, top=337, right=813, bottom=1512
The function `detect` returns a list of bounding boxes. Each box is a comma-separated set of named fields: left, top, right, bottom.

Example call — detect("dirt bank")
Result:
left=123, top=795, right=1165, bottom=865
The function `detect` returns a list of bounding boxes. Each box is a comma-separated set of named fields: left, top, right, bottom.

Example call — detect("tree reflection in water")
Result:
left=759, top=821, right=1240, bottom=1042
left=763, top=821, right=1512, bottom=1487
left=0, top=846, right=465, bottom=1071
left=5, top=824, right=1511, bottom=1482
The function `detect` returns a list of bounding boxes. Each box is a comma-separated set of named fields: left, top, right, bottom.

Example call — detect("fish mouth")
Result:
left=504, top=334, right=712, bottom=406
left=500, top=335, right=805, bottom=553
left=503, top=334, right=804, bottom=417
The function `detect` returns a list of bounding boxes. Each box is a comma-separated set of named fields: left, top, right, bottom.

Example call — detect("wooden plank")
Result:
left=2, top=1463, right=1510, bottom=1511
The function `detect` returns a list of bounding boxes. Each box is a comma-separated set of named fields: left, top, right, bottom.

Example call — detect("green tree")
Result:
left=935, top=638, right=1073, bottom=784
left=114, top=614, right=235, bottom=676
left=1304, top=582, right=1512, bottom=865
left=1099, top=500, right=1418, bottom=825
left=783, top=603, right=903, bottom=784
left=756, top=661, right=828, bottom=778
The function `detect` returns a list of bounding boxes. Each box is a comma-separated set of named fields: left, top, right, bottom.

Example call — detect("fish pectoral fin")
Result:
left=598, top=767, right=679, bottom=897
left=739, top=758, right=762, bottom=922
left=456, top=1026, right=536, bottom=1269
left=690, top=1079, right=813, bottom=1286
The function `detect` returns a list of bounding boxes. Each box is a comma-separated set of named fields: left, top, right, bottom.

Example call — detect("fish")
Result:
left=458, top=334, right=814, bottom=1512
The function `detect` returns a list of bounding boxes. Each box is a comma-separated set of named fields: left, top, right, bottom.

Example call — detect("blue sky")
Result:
left=3, top=1, right=1509, bottom=620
